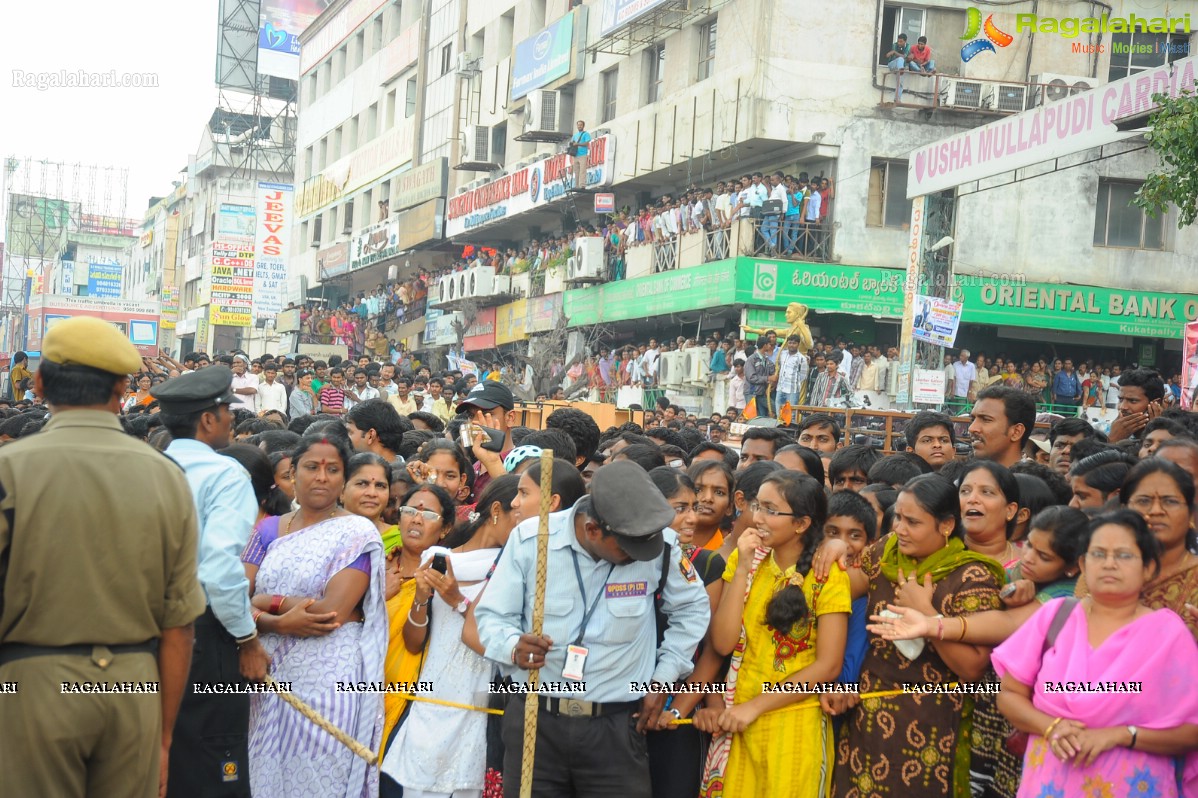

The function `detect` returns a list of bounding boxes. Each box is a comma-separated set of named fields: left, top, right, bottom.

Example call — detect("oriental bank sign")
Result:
left=445, top=135, right=616, bottom=237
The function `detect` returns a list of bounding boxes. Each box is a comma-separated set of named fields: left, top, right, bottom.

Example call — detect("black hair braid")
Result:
left=764, top=523, right=824, bottom=637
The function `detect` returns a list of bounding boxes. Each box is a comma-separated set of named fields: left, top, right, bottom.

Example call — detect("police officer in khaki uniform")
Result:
left=0, top=317, right=207, bottom=798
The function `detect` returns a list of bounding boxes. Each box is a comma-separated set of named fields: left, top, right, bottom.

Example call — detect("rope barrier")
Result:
left=266, top=674, right=380, bottom=766
left=395, top=683, right=962, bottom=725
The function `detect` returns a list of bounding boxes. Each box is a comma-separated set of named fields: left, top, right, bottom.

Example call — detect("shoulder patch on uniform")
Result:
left=679, top=554, right=698, bottom=583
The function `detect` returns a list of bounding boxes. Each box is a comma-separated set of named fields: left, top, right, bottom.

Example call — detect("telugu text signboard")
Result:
left=86, top=260, right=123, bottom=298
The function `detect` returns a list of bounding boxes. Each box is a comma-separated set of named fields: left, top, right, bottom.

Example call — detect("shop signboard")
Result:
left=316, top=242, right=350, bottom=279
left=599, top=0, right=675, bottom=36
left=86, top=259, right=123, bottom=298
left=395, top=198, right=444, bottom=251
left=253, top=182, right=293, bottom=321
left=161, top=286, right=180, bottom=330
left=463, top=307, right=497, bottom=351
left=25, top=294, right=161, bottom=356
left=394, top=157, right=448, bottom=211
left=511, top=11, right=577, bottom=101
left=913, top=368, right=946, bottom=405
left=736, top=259, right=905, bottom=317
left=496, top=299, right=528, bottom=345
left=208, top=239, right=255, bottom=328
left=446, top=135, right=616, bottom=237
left=564, top=259, right=735, bottom=326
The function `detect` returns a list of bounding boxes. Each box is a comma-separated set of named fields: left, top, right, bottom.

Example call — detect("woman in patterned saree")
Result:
left=828, top=474, right=1004, bottom=798
left=241, top=432, right=387, bottom=798
left=992, top=509, right=1198, bottom=798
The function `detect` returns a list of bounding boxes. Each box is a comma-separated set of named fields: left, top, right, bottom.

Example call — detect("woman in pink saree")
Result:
left=992, top=509, right=1198, bottom=798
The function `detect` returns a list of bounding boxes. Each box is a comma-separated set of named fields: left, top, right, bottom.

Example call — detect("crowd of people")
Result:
left=295, top=274, right=430, bottom=352
left=7, top=313, right=1198, bottom=798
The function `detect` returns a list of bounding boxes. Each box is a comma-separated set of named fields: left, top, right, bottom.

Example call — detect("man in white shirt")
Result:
left=229, top=354, right=257, bottom=413
left=378, top=363, right=398, bottom=397
left=775, top=335, right=809, bottom=413
left=952, top=349, right=977, bottom=401
left=802, top=183, right=823, bottom=256
left=344, top=368, right=380, bottom=410
left=254, top=363, right=288, bottom=415
left=641, top=339, right=661, bottom=387
left=764, top=171, right=789, bottom=251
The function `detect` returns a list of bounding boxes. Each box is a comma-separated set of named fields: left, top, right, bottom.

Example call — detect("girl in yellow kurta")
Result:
left=700, top=470, right=850, bottom=798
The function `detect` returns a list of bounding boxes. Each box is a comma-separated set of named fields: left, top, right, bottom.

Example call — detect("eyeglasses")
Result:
left=1085, top=549, right=1142, bottom=564
left=400, top=506, right=441, bottom=522
left=671, top=502, right=701, bottom=514
left=1127, top=495, right=1188, bottom=512
left=749, top=501, right=800, bottom=518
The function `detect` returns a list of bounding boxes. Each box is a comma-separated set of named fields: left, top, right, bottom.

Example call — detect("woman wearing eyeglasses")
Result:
left=699, top=471, right=849, bottom=797
left=1110, top=459, right=1198, bottom=640
left=382, top=477, right=521, bottom=798
left=991, top=509, right=1198, bottom=798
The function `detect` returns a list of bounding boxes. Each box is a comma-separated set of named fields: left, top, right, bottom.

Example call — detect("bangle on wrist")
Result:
left=958, top=616, right=969, bottom=642
left=252, top=609, right=265, bottom=624
left=1044, top=716, right=1064, bottom=739
left=935, top=614, right=944, bottom=641
left=269, top=594, right=285, bottom=615
left=406, top=608, right=429, bottom=627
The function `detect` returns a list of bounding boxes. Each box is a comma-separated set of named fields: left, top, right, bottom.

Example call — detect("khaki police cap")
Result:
left=42, top=317, right=143, bottom=376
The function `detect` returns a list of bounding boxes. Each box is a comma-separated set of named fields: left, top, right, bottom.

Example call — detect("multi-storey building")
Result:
left=288, top=0, right=1196, bottom=379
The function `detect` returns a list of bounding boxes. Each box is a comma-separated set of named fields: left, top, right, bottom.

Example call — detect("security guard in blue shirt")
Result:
left=153, top=367, right=268, bottom=797
left=476, top=460, right=710, bottom=798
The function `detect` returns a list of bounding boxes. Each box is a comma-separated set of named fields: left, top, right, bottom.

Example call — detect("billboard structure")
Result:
left=258, top=1, right=327, bottom=81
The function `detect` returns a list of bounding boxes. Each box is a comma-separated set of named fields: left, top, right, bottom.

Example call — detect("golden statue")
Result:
left=741, top=302, right=814, bottom=355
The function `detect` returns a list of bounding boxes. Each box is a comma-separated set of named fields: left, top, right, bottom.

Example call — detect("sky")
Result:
left=0, top=1, right=222, bottom=219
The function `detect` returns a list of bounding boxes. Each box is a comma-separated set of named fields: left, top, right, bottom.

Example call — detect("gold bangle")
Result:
left=958, top=616, right=969, bottom=642
left=1044, top=716, right=1064, bottom=739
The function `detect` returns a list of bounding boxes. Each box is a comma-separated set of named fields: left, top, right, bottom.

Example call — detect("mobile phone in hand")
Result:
left=431, top=553, right=448, bottom=574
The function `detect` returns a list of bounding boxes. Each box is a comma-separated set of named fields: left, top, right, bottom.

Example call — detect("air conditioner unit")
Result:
left=1028, top=73, right=1099, bottom=107
left=462, top=125, right=495, bottom=165
left=455, top=52, right=480, bottom=77
left=566, top=237, right=605, bottom=282
left=683, top=346, right=710, bottom=384
left=940, top=79, right=983, bottom=109
left=985, top=83, right=1028, bottom=113
left=435, top=273, right=455, bottom=305
left=525, top=90, right=563, bottom=137
left=659, top=351, right=683, bottom=389
left=464, top=265, right=503, bottom=298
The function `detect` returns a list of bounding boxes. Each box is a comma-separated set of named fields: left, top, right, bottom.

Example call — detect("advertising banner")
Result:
left=258, top=0, right=324, bottom=80
left=511, top=11, right=576, bottom=101
left=26, top=294, right=161, bottom=356
left=208, top=240, right=255, bottom=327
left=254, top=182, right=292, bottom=321
left=911, top=294, right=963, bottom=348
left=161, top=286, right=180, bottom=330
left=350, top=215, right=401, bottom=272
left=396, top=198, right=445, bottom=251
left=86, top=260, right=123, bottom=298
left=394, top=157, right=448, bottom=211
left=217, top=204, right=255, bottom=239
left=600, top=0, right=676, bottom=36
left=446, top=135, right=616, bottom=236
left=1183, top=321, right=1198, bottom=410
left=565, top=259, right=735, bottom=326
left=60, top=260, right=76, bottom=295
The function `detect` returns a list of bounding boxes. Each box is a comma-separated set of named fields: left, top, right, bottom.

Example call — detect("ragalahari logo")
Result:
left=960, top=8, right=1013, bottom=62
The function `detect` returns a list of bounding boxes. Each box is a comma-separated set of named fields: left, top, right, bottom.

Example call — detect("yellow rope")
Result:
left=395, top=684, right=962, bottom=724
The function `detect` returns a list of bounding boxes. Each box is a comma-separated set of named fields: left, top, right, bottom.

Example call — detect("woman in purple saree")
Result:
left=993, top=509, right=1198, bottom=798
left=242, top=433, right=388, bottom=798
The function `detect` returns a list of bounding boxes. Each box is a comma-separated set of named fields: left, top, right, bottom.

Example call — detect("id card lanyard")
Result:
left=564, top=549, right=615, bottom=681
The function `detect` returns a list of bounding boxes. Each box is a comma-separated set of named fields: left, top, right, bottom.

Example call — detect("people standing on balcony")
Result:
left=907, top=35, right=936, bottom=73
left=818, top=176, right=834, bottom=227
left=783, top=176, right=805, bottom=255
left=568, top=120, right=591, bottom=189
left=886, top=33, right=911, bottom=101
left=802, top=180, right=823, bottom=257
left=763, top=171, right=788, bottom=252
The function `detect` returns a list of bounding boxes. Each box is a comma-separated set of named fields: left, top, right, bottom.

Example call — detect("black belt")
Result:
left=537, top=696, right=639, bottom=718
left=0, top=640, right=158, bottom=667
